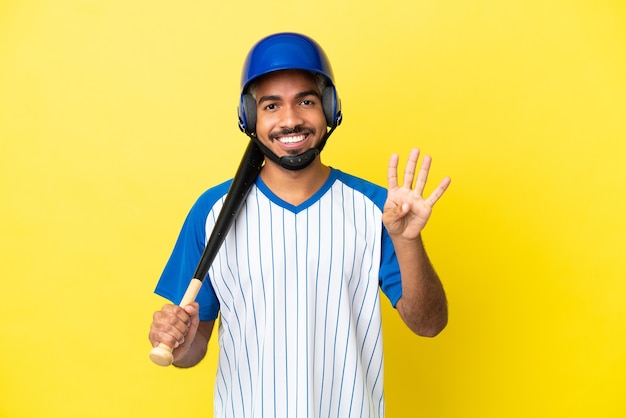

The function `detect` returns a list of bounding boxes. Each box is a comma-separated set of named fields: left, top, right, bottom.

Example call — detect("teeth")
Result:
left=278, top=135, right=306, bottom=144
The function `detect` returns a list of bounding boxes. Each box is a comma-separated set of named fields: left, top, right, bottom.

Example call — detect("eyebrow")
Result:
left=257, top=90, right=321, bottom=105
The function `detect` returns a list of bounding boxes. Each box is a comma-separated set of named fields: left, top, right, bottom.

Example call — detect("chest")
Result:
left=206, top=183, right=384, bottom=310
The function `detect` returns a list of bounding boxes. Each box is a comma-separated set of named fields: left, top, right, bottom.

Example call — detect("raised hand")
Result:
left=382, top=148, right=451, bottom=240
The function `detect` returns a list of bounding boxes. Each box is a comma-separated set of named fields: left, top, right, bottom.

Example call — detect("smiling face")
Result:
left=252, top=70, right=328, bottom=160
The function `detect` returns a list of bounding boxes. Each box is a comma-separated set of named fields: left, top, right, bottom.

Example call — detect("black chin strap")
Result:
left=248, top=126, right=336, bottom=171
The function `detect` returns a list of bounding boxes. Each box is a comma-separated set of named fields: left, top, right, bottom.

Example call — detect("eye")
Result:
left=300, top=99, right=315, bottom=106
left=264, top=103, right=277, bottom=111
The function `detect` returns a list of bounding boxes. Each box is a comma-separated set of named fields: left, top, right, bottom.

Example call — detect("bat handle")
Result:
left=149, top=343, right=174, bottom=366
left=150, top=278, right=204, bottom=367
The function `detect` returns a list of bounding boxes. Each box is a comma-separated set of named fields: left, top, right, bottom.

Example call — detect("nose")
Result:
left=279, top=104, right=304, bottom=128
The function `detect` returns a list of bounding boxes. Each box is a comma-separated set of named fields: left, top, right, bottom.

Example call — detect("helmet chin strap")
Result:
left=248, top=126, right=336, bottom=171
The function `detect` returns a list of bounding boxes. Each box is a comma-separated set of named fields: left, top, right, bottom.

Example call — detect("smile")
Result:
left=276, top=134, right=307, bottom=144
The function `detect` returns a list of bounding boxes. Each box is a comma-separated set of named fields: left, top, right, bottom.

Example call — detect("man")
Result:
left=149, top=32, right=451, bottom=417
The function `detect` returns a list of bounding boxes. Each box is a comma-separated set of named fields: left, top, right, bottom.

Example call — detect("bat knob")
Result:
left=150, top=343, right=174, bottom=367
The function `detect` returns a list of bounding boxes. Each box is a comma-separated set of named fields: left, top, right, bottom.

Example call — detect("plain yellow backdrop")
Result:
left=1, top=0, right=625, bottom=417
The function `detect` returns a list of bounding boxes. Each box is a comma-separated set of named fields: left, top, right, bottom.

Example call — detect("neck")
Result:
left=260, top=158, right=330, bottom=206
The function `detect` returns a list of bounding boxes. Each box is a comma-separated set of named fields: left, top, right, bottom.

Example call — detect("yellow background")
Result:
left=1, top=0, right=625, bottom=417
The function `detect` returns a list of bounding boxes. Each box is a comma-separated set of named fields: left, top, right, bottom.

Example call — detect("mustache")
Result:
left=269, top=126, right=315, bottom=141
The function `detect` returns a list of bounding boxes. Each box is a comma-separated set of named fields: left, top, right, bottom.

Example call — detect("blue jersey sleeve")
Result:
left=379, top=227, right=402, bottom=307
left=154, top=180, right=232, bottom=321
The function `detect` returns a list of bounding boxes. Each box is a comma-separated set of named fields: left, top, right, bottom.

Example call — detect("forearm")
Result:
left=393, top=235, right=448, bottom=337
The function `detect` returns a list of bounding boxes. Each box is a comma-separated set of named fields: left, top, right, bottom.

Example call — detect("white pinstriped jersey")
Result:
left=156, top=168, right=403, bottom=418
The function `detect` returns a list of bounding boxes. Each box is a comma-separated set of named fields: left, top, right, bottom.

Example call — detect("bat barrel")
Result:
left=192, top=141, right=264, bottom=280
left=150, top=141, right=264, bottom=367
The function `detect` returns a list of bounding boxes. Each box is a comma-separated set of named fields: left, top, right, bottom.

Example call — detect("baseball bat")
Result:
left=150, top=140, right=264, bottom=366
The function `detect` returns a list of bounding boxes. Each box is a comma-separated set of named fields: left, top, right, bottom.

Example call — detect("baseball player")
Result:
left=149, top=32, right=451, bottom=418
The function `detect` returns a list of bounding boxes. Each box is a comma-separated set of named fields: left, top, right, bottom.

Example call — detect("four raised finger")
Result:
left=402, top=148, right=420, bottom=189
left=387, top=153, right=400, bottom=189
left=424, top=176, right=452, bottom=207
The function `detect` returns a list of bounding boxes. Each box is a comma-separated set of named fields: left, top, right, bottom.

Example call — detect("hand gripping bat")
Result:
left=149, top=140, right=264, bottom=366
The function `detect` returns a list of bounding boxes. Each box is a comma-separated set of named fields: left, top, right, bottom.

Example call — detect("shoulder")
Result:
left=187, top=179, right=233, bottom=220
left=331, top=168, right=388, bottom=208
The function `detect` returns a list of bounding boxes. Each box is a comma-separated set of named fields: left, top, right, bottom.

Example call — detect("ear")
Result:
left=322, top=86, right=341, bottom=128
left=240, top=93, right=257, bottom=134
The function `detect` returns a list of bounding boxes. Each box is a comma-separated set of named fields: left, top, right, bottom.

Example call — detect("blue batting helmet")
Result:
left=237, top=32, right=342, bottom=135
